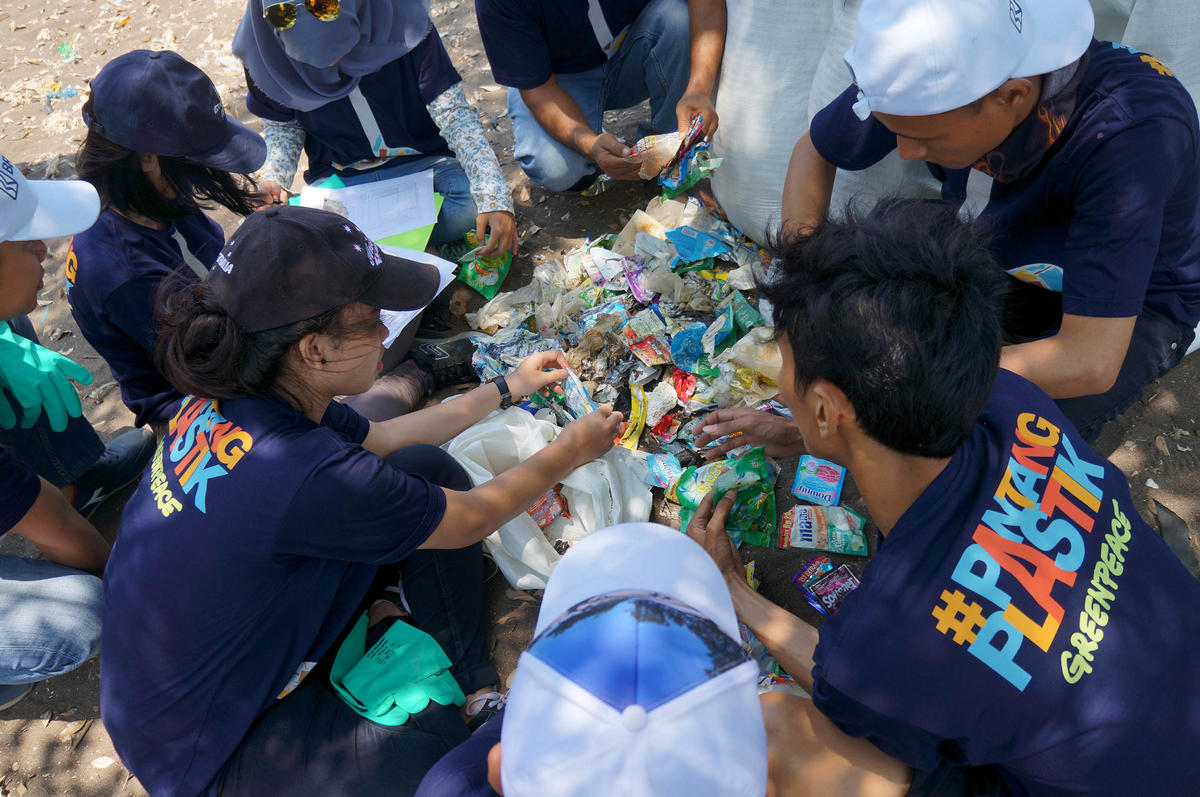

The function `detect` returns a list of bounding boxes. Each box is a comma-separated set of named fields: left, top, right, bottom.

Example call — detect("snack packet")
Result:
left=527, top=486, right=569, bottom=529
left=803, top=565, right=860, bottom=616
left=560, top=370, right=598, bottom=420
left=672, top=447, right=778, bottom=547
left=792, top=455, right=846, bottom=506
left=456, top=229, right=512, bottom=299
left=619, top=382, right=647, bottom=450
left=777, top=506, right=869, bottom=556
left=643, top=452, right=683, bottom=488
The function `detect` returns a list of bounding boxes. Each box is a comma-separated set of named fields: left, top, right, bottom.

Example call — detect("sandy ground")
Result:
left=3, top=0, right=1200, bottom=794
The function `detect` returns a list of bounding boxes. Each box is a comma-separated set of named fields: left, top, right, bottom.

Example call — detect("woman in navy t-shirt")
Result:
left=68, top=51, right=265, bottom=428
left=234, top=0, right=517, bottom=258
left=99, top=207, right=623, bottom=796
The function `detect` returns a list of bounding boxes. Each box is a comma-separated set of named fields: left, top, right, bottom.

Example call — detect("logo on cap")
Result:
left=1009, top=0, right=1023, bottom=33
left=0, top=157, right=18, bottom=201
left=365, top=240, right=383, bottom=268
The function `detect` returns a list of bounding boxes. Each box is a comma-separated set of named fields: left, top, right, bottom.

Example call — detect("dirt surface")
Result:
left=3, top=1, right=1200, bottom=794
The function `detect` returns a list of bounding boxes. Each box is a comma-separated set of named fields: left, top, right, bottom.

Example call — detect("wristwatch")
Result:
left=489, top=375, right=513, bottom=409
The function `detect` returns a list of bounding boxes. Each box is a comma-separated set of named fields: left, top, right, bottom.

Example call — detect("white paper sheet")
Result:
left=377, top=246, right=458, bottom=348
left=299, top=170, right=437, bottom=241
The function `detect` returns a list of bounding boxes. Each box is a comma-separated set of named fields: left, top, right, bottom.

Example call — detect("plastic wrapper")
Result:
left=628, top=131, right=682, bottom=179
left=722, top=290, right=765, bottom=335
left=673, top=367, right=696, bottom=402
left=619, top=382, right=647, bottom=450
left=623, top=328, right=673, bottom=366
left=670, top=322, right=716, bottom=375
left=803, top=565, right=860, bottom=616
left=470, top=328, right=560, bottom=382
left=671, top=447, right=778, bottom=547
left=612, top=210, right=669, bottom=256
left=629, top=363, right=661, bottom=385
left=792, top=555, right=833, bottom=593
left=622, top=258, right=654, bottom=304
left=701, top=308, right=735, bottom=356
left=666, top=226, right=732, bottom=265
left=643, top=452, right=683, bottom=488
left=561, top=370, right=598, bottom=420
left=649, top=412, right=680, bottom=444
left=457, top=230, right=512, bottom=299
left=626, top=306, right=668, bottom=339
left=777, top=506, right=868, bottom=556
left=527, top=486, right=570, bottom=529
left=714, top=327, right=782, bottom=385
left=792, top=455, right=846, bottom=506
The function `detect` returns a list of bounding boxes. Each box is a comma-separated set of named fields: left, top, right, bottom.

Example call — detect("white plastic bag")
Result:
left=444, top=408, right=652, bottom=589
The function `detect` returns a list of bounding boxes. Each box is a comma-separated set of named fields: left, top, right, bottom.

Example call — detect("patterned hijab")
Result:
left=233, top=0, right=432, bottom=112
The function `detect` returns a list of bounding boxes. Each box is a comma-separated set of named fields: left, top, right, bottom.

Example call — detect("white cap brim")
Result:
left=8, top=179, right=100, bottom=241
left=535, top=523, right=742, bottom=642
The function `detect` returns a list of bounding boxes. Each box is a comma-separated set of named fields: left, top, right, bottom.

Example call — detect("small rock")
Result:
left=90, top=756, right=115, bottom=770
left=1146, top=478, right=1160, bottom=489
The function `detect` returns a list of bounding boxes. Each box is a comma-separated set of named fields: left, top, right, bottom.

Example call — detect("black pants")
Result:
left=214, top=445, right=497, bottom=797
left=1002, top=278, right=1194, bottom=441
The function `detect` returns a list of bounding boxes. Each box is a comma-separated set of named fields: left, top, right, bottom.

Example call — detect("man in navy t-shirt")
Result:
left=781, top=0, right=1200, bottom=441
left=474, top=0, right=726, bottom=191
left=687, top=199, right=1200, bottom=796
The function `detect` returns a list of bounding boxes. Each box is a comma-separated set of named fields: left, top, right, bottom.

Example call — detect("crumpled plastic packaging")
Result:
left=670, top=446, right=778, bottom=547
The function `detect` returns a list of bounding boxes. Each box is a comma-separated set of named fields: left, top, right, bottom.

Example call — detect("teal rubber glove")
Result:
left=0, top=326, right=93, bottom=432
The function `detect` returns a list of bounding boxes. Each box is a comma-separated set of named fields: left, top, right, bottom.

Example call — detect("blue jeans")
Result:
left=0, top=317, right=104, bottom=487
left=0, top=555, right=103, bottom=685
left=508, top=0, right=691, bottom=191
left=339, top=155, right=477, bottom=247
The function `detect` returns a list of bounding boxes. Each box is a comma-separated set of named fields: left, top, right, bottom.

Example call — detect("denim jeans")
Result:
left=339, top=154, right=477, bottom=247
left=0, top=555, right=103, bottom=685
left=508, top=0, right=691, bottom=191
left=415, top=712, right=502, bottom=797
left=213, top=444, right=497, bottom=797
left=0, top=317, right=104, bottom=486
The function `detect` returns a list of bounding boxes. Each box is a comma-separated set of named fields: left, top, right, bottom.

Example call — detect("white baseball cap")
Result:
left=0, top=154, right=100, bottom=243
left=845, top=0, right=1095, bottom=120
left=501, top=523, right=768, bottom=797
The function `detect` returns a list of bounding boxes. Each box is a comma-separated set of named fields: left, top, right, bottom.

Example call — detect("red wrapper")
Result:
left=527, top=487, right=569, bottom=529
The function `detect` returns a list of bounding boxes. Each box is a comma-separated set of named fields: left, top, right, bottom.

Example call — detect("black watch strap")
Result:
left=491, top=375, right=513, bottom=409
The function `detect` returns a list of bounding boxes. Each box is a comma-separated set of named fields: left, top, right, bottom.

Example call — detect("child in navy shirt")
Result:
left=781, top=0, right=1200, bottom=441
left=69, top=51, right=265, bottom=428
left=688, top=199, right=1200, bottom=796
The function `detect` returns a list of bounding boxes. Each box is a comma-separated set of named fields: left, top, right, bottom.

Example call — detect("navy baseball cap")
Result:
left=82, top=50, right=266, bottom=174
left=208, top=206, right=441, bottom=333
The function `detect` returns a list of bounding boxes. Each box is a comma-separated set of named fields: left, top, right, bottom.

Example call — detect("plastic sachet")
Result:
left=670, top=446, right=778, bottom=547
left=457, top=229, right=512, bottom=299
left=792, top=455, right=846, bottom=506
left=777, top=505, right=869, bottom=556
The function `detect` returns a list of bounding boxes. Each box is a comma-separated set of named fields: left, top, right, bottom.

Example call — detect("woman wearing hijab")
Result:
left=234, top=0, right=517, bottom=259
left=99, top=206, right=623, bottom=796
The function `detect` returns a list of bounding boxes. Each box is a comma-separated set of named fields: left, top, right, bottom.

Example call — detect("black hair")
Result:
left=76, top=96, right=259, bottom=221
left=154, top=276, right=379, bottom=413
left=762, top=198, right=1007, bottom=457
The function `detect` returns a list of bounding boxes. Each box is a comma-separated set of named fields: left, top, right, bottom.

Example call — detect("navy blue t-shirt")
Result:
left=100, top=396, right=447, bottom=797
left=246, top=28, right=460, bottom=183
left=809, top=39, right=1200, bottom=328
left=0, top=447, right=40, bottom=534
left=476, top=0, right=649, bottom=88
left=66, top=209, right=222, bottom=426
left=811, top=369, right=1200, bottom=795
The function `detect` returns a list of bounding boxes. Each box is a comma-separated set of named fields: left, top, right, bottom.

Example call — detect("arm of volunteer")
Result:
left=11, top=478, right=110, bottom=575
left=1000, top=314, right=1137, bottom=398
left=675, top=0, right=727, bottom=136
left=520, top=79, right=641, bottom=180
left=360, top=350, right=569, bottom=457
left=781, top=132, right=837, bottom=235
left=686, top=492, right=820, bottom=692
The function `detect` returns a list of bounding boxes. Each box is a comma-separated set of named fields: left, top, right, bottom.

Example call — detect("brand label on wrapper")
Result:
left=792, top=455, right=846, bottom=506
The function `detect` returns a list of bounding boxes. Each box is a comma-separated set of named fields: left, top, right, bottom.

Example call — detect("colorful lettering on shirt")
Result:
left=932, top=412, right=1123, bottom=691
left=164, top=397, right=254, bottom=513
left=64, top=240, right=78, bottom=295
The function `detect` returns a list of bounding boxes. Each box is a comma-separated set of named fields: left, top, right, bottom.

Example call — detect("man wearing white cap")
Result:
left=0, top=154, right=127, bottom=711
left=780, top=0, right=1200, bottom=442
left=416, top=521, right=907, bottom=797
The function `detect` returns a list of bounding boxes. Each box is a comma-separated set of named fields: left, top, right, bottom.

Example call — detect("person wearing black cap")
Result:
left=99, top=206, right=624, bottom=797
left=67, top=50, right=266, bottom=429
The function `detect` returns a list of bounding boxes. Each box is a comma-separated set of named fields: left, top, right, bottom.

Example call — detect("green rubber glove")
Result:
left=0, top=326, right=94, bottom=432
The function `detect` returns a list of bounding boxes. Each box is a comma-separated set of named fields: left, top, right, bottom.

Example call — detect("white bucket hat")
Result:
left=845, top=0, right=1095, bottom=120
left=0, top=155, right=100, bottom=242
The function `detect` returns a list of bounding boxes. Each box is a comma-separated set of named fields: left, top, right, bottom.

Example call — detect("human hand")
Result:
left=507, top=350, right=569, bottom=400
left=0, top=327, right=93, bottom=432
left=254, top=180, right=289, bottom=210
left=556, top=405, right=624, bottom=468
left=475, top=211, right=517, bottom=258
left=675, top=93, right=718, bottom=138
left=589, top=134, right=641, bottom=180
left=685, top=491, right=741, bottom=581
left=695, top=406, right=805, bottom=460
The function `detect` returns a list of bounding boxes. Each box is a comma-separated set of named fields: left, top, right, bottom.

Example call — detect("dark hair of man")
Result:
left=761, top=198, right=1006, bottom=457
left=76, top=97, right=259, bottom=221
left=154, top=276, right=378, bottom=414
